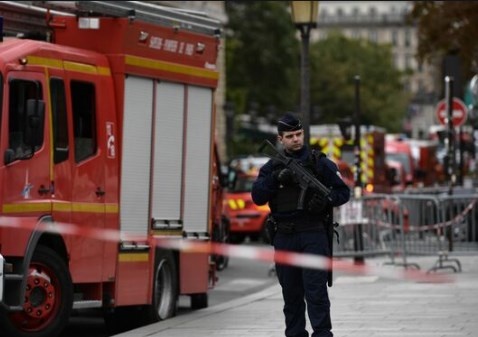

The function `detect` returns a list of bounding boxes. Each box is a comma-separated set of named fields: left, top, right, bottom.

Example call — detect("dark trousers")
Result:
left=274, top=230, right=333, bottom=337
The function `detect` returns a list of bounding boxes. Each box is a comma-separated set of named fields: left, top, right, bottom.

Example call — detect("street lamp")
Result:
left=290, top=1, right=319, bottom=147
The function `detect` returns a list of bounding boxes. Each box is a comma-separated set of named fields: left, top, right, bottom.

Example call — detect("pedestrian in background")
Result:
left=251, top=113, right=350, bottom=337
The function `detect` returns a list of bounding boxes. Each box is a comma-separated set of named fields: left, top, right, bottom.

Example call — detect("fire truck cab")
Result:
left=0, top=2, right=222, bottom=336
left=224, top=156, right=270, bottom=243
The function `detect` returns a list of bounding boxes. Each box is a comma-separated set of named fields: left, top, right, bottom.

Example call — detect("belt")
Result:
left=275, top=220, right=323, bottom=234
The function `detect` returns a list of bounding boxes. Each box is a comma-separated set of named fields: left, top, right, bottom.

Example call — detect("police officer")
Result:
left=252, top=113, right=350, bottom=337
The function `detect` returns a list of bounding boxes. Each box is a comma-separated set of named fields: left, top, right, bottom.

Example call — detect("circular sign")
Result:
left=435, top=98, right=468, bottom=127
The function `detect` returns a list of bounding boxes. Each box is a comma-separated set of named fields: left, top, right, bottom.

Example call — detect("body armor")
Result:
left=269, top=152, right=323, bottom=214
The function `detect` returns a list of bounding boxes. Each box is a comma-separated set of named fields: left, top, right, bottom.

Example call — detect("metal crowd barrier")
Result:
left=334, top=194, right=397, bottom=259
left=334, top=192, right=478, bottom=272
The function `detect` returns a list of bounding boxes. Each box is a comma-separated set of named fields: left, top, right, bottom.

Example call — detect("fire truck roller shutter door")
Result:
left=121, top=76, right=153, bottom=237
left=182, top=85, right=213, bottom=235
left=151, top=82, right=184, bottom=225
left=179, top=85, right=213, bottom=308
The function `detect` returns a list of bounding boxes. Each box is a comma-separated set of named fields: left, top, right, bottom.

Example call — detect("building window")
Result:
left=369, top=29, right=378, bottom=43
left=352, top=7, right=359, bottom=20
left=369, top=6, right=377, bottom=17
left=404, top=29, right=411, bottom=47
left=405, top=54, right=413, bottom=70
left=417, top=79, right=425, bottom=93
left=417, top=62, right=423, bottom=73
left=391, top=30, right=398, bottom=46
left=392, top=53, right=398, bottom=68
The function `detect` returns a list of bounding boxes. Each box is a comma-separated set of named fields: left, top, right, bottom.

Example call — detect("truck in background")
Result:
left=407, top=138, right=444, bottom=187
left=385, top=134, right=417, bottom=187
left=310, top=124, right=392, bottom=194
left=0, top=2, right=223, bottom=336
left=223, top=156, right=270, bottom=244
left=385, top=159, right=407, bottom=193
left=386, top=134, right=445, bottom=188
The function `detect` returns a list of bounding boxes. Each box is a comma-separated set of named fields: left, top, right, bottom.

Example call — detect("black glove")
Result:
left=307, top=192, right=327, bottom=213
left=273, top=168, right=294, bottom=185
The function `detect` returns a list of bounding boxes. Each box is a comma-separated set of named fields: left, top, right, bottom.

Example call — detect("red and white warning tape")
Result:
left=0, top=216, right=452, bottom=284
left=153, top=237, right=451, bottom=283
left=410, top=198, right=477, bottom=232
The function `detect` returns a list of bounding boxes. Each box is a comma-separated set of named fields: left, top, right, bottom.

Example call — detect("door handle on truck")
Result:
left=38, top=185, right=50, bottom=195
left=96, top=187, right=105, bottom=197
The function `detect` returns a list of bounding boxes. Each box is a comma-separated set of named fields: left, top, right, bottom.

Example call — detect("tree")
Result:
left=310, top=32, right=409, bottom=132
left=225, top=1, right=299, bottom=120
left=408, top=1, right=478, bottom=80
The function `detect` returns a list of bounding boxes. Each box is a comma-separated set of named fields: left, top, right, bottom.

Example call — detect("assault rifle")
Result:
left=258, top=140, right=331, bottom=209
left=258, top=139, right=336, bottom=287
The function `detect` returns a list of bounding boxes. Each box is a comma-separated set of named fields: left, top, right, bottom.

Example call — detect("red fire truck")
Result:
left=310, top=124, right=390, bottom=193
left=0, top=1, right=223, bottom=336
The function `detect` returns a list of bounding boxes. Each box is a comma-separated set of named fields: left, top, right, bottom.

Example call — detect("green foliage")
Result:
left=408, top=1, right=478, bottom=80
left=225, top=1, right=299, bottom=117
left=310, top=33, right=409, bottom=132
left=224, top=2, right=412, bottom=156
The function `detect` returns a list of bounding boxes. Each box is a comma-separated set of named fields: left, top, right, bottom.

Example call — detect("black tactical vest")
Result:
left=269, top=150, right=325, bottom=213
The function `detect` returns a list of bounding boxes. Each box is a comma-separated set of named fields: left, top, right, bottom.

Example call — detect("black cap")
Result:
left=277, top=113, right=302, bottom=132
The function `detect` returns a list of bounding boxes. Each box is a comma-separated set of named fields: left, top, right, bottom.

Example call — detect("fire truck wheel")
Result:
left=0, top=245, right=73, bottom=337
left=145, top=249, right=178, bottom=323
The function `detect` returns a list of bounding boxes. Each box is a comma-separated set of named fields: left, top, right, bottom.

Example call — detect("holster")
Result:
left=265, top=215, right=277, bottom=245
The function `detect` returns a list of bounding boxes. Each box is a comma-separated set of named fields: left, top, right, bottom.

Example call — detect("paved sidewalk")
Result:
left=114, top=254, right=478, bottom=337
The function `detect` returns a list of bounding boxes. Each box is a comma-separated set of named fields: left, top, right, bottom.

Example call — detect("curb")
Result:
left=112, top=282, right=281, bottom=337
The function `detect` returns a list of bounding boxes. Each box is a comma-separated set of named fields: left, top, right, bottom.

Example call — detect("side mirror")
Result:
left=227, top=168, right=238, bottom=190
left=4, top=149, right=15, bottom=165
left=218, top=171, right=229, bottom=188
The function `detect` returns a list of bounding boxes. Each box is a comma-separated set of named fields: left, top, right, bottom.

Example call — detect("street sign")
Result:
left=435, top=97, right=468, bottom=127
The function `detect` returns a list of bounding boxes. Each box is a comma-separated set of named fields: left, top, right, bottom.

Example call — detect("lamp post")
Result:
left=290, top=1, right=319, bottom=147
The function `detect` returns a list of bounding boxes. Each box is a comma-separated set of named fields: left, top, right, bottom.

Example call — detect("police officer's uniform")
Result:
left=252, top=114, right=350, bottom=337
